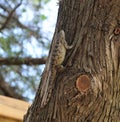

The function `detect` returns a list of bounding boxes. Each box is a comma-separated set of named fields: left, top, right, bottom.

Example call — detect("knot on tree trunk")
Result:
left=76, top=75, right=91, bottom=95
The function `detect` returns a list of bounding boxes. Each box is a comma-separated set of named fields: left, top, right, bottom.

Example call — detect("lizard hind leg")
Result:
left=56, top=65, right=65, bottom=72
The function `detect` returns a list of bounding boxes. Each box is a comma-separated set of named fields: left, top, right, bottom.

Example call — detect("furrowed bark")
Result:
left=24, top=0, right=120, bottom=122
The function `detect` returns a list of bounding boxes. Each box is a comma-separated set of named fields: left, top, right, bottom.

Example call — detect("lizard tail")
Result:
left=41, top=69, right=56, bottom=108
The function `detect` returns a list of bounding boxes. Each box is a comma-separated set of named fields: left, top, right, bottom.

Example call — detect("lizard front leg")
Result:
left=59, top=30, right=74, bottom=49
left=63, top=39, right=74, bottom=49
left=55, top=64, right=65, bottom=72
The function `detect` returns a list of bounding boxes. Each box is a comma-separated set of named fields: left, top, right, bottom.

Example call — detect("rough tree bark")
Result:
left=24, top=0, right=120, bottom=122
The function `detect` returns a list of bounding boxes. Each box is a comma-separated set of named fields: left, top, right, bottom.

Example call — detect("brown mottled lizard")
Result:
left=40, top=30, right=74, bottom=107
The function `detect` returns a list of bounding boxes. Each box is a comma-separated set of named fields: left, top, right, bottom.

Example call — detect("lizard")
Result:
left=40, top=30, right=74, bottom=108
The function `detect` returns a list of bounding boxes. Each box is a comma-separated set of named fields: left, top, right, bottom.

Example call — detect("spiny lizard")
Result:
left=41, top=30, right=74, bottom=107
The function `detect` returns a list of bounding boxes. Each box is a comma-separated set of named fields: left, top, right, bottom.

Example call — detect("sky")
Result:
left=21, top=0, right=59, bottom=58
left=41, top=0, right=58, bottom=36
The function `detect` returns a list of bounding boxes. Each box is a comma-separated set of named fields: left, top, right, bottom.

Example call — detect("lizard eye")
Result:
left=55, top=44, right=59, bottom=48
left=56, top=40, right=59, bottom=44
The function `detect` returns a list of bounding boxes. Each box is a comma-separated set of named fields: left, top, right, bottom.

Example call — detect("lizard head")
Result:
left=58, top=30, right=65, bottom=42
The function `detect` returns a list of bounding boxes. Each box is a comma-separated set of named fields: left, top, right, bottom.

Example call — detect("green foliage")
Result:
left=43, top=0, right=50, bottom=4
left=22, top=8, right=26, bottom=12
left=40, top=14, right=47, bottom=20
left=0, top=35, right=21, bottom=56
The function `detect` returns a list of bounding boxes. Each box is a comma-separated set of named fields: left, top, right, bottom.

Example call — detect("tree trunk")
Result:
left=24, top=0, right=120, bottom=122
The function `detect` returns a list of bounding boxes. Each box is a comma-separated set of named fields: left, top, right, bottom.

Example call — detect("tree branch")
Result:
left=0, top=4, right=9, bottom=12
left=0, top=57, right=46, bottom=65
left=0, top=73, right=25, bottom=100
left=0, top=12, right=39, bottom=37
left=0, top=0, right=22, bottom=31
left=13, top=17, right=39, bottom=38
